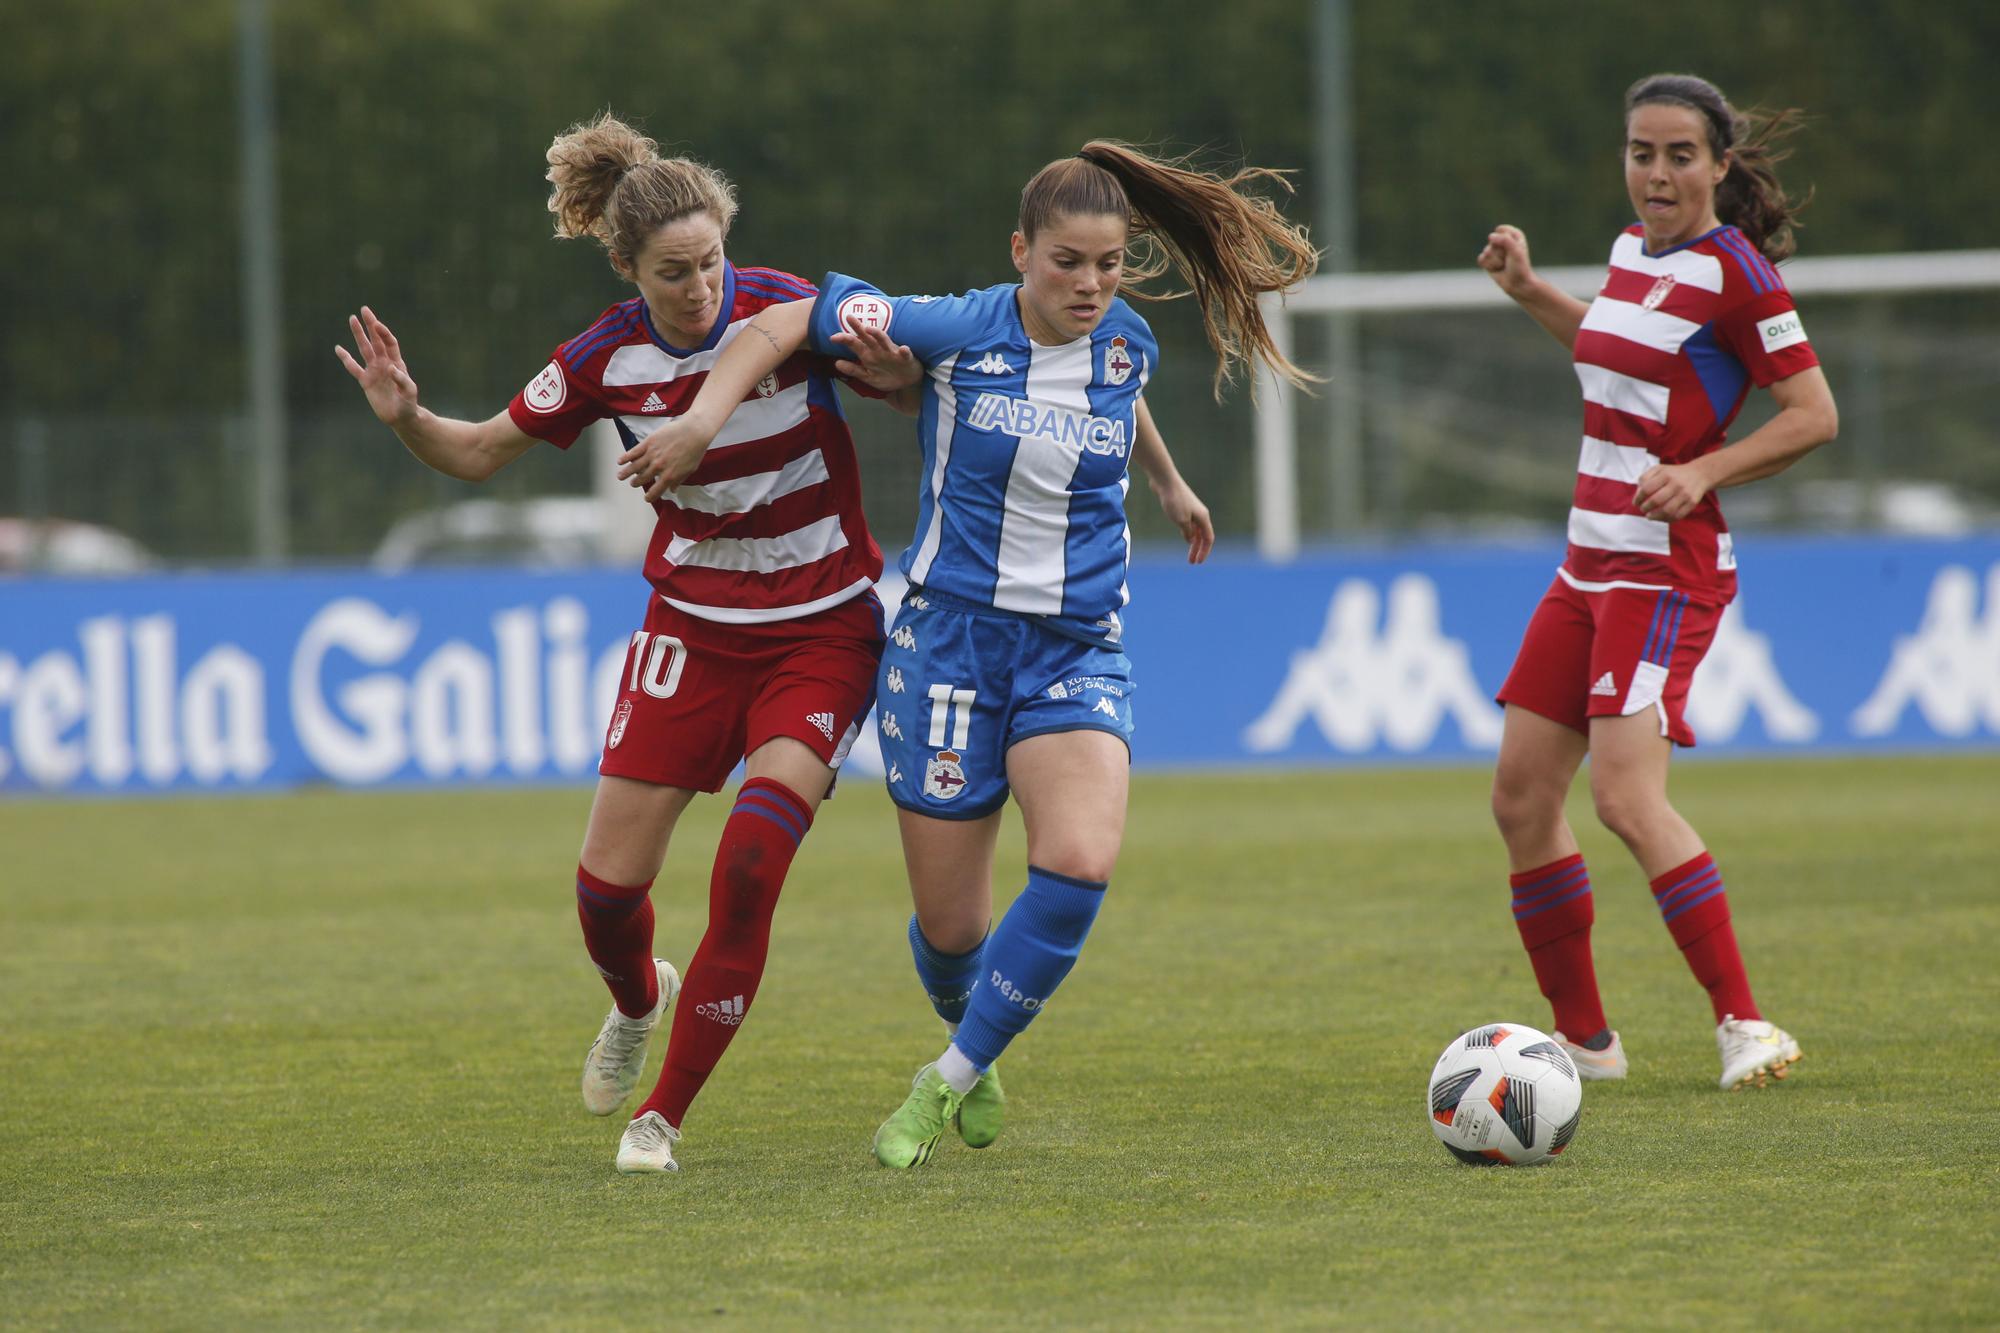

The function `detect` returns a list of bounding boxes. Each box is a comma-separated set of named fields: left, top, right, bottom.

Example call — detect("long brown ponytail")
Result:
left=544, top=112, right=738, bottom=276
left=1625, top=74, right=1809, bottom=263
left=1019, top=143, right=1321, bottom=397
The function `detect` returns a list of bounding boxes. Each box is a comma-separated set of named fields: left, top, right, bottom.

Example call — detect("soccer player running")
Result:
left=336, top=114, right=920, bottom=1172
left=1477, top=74, right=1837, bottom=1090
left=624, top=142, right=1317, bottom=1166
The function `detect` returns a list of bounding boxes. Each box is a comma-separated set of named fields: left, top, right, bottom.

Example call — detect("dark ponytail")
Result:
left=1625, top=73, right=1809, bottom=263
left=1018, top=143, right=1320, bottom=397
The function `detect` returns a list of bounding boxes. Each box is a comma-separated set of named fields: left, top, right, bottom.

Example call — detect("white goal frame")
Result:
left=1252, top=249, right=2000, bottom=559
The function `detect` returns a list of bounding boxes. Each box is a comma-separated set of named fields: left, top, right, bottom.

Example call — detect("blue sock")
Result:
left=951, top=866, right=1108, bottom=1071
left=907, top=914, right=985, bottom=1025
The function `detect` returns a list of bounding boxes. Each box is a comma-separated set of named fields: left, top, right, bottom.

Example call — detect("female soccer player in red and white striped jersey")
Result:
left=1475, top=74, right=1837, bottom=1091
left=337, top=113, right=920, bottom=1172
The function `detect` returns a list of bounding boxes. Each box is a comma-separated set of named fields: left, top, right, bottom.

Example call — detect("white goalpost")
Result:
left=1252, top=249, right=2000, bottom=559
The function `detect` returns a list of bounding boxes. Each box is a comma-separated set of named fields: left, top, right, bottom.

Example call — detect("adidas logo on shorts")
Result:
left=1591, top=671, right=1618, bottom=698
left=806, top=711, right=836, bottom=742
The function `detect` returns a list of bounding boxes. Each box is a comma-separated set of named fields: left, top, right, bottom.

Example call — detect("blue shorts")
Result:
left=875, top=588, right=1136, bottom=820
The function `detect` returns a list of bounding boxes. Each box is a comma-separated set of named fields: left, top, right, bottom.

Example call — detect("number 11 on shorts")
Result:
left=926, top=683, right=975, bottom=748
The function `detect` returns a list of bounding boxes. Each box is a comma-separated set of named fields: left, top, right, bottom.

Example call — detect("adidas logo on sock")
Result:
left=695, top=995, right=746, bottom=1026
left=1590, top=671, right=1617, bottom=697
left=640, top=391, right=667, bottom=413
left=806, top=711, right=836, bottom=742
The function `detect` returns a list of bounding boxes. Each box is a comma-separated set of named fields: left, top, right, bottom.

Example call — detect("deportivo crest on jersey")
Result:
left=524, top=362, right=566, bottom=413
left=608, top=699, right=634, bottom=748
left=924, top=749, right=967, bottom=801
left=1640, top=274, right=1677, bottom=312
left=1104, top=334, right=1133, bottom=385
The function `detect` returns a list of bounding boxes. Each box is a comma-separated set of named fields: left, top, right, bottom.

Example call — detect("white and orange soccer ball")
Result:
left=1426, top=1022, right=1583, bottom=1165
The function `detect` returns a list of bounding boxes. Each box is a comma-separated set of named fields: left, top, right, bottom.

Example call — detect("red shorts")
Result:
left=598, top=594, right=884, bottom=792
left=1496, top=575, right=1722, bottom=747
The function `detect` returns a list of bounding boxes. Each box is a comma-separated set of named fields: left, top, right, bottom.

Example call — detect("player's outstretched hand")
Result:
left=1477, top=225, right=1539, bottom=300
left=830, top=324, right=921, bottom=392
left=335, top=306, right=421, bottom=428
left=618, top=418, right=712, bottom=502
left=1154, top=475, right=1214, bottom=565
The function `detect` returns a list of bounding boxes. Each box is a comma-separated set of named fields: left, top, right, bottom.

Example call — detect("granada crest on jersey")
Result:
left=607, top=699, right=634, bottom=749
left=755, top=372, right=779, bottom=399
left=924, top=749, right=967, bottom=801
left=524, top=361, right=567, bottom=413
left=1104, top=334, right=1134, bottom=385
left=1640, top=274, right=1677, bottom=312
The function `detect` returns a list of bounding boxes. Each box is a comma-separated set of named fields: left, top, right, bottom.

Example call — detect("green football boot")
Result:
left=954, top=1063, right=1005, bottom=1149
left=872, top=1063, right=965, bottom=1168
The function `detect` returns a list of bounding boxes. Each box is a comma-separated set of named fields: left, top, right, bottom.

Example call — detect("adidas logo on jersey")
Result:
left=806, top=711, right=835, bottom=742
left=1591, top=672, right=1618, bottom=697
left=640, top=391, right=667, bottom=413
left=696, top=995, right=745, bottom=1026
left=965, top=351, right=1015, bottom=375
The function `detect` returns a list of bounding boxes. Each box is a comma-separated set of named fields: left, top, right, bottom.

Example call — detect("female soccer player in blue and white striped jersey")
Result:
left=623, top=142, right=1317, bottom=1167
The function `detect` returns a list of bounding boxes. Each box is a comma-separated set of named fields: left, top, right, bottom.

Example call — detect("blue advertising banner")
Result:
left=2, top=535, right=1996, bottom=796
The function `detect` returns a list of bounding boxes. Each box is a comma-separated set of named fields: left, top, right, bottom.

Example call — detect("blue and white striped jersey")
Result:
left=809, top=272, right=1157, bottom=647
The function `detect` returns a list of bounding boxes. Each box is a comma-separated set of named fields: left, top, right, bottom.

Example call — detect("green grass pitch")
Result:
left=4, top=756, right=1996, bottom=1329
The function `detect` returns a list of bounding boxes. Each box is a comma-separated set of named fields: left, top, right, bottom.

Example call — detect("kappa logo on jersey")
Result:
left=880, top=712, right=903, bottom=741
left=524, top=361, right=566, bottom=414
left=891, top=625, right=917, bottom=651
left=837, top=292, right=893, bottom=334
left=908, top=594, right=929, bottom=610
left=755, top=373, right=779, bottom=399
left=806, top=711, right=836, bottom=742
left=924, top=749, right=967, bottom=801
left=910, top=295, right=939, bottom=304
left=886, top=666, right=906, bottom=694
left=1591, top=672, right=1618, bottom=697
left=1640, top=273, right=1678, bottom=312
left=640, top=391, right=667, bottom=414
left=696, top=995, right=746, bottom=1026
left=1092, top=697, right=1119, bottom=720
left=887, top=763, right=903, bottom=783
left=1760, top=312, right=1808, bottom=353
left=607, top=699, right=634, bottom=748
left=966, top=393, right=1129, bottom=457
left=1104, top=334, right=1134, bottom=385
left=965, top=351, right=1016, bottom=376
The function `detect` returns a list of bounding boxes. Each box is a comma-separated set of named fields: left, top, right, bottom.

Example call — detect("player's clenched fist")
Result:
left=1477, top=224, right=1538, bottom=299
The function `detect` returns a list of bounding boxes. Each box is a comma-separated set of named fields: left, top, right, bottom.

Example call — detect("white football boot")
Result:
left=1717, top=1015, right=1802, bottom=1090
left=581, top=958, right=680, bottom=1116
left=1553, top=1029, right=1629, bottom=1080
left=616, top=1110, right=681, bottom=1174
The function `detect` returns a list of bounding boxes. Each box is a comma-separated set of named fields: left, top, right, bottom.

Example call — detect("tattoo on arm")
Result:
left=746, top=321, right=783, bottom=355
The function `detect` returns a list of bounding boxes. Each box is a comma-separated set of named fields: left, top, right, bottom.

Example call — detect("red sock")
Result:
left=1510, top=854, right=1608, bottom=1040
left=1650, top=851, right=1759, bottom=1022
left=638, top=777, right=812, bottom=1128
left=575, top=866, right=659, bottom=1019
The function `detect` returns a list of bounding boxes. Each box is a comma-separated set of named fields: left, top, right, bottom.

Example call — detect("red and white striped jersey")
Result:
left=1563, top=224, right=1819, bottom=604
left=505, top=264, right=884, bottom=623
